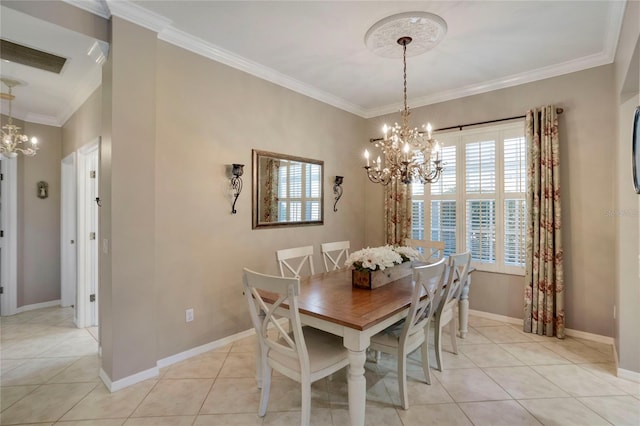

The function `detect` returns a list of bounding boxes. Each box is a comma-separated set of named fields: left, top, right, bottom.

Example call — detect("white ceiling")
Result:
left=0, top=0, right=628, bottom=126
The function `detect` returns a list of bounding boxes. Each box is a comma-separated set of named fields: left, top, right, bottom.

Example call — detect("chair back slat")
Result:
left=320, top=241, right=350, bottom=272
left=404, top=239, right=445, bottom=261
left=276, top=246, right=315, bottom=277
left=243, top=268, right=309, bottom=367
left=399, top=258, right=447, bottom=347
left=438, top=251, right=471, bottom=316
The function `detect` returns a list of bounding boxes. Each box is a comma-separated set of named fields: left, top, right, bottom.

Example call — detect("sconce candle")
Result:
left=333, top=176, right=344, bottom=212
left=230, top=163, right=244, bottom=214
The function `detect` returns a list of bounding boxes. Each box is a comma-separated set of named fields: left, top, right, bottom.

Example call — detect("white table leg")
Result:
left=347, top=348, right=367, bottom=426
left=458, top=273, right=472, bottom=338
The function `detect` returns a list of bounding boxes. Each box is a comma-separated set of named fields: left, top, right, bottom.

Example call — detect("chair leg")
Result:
left=376, top=350, right=381, bottom=363
left=421, top=327, right=432, bottom=385
left=449, top=318, right=458, bottom=355
left=398, top=353, right=409, bottom=410
left=434, top=319, right=443, bottom=372
left=258, top=364, right=272, bottom=417
left=301, top=378, right=311, bottom=426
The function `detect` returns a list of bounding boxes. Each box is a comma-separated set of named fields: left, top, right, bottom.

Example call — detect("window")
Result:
left=411, top=122, right=526, bottom=274
left=277, top=162, right=322, bottom=222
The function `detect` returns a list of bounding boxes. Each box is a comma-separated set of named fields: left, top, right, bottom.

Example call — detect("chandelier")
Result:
left=363, top=12, right=446, bottom=185
left=1, top=78, right=38, bottom=158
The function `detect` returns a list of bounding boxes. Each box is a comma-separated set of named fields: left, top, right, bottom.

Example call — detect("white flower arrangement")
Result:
left=345, top=245, right=423, bottom=272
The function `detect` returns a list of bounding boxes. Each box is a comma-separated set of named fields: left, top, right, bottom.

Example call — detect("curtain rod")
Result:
left=369, top=107, right=564, bottom=142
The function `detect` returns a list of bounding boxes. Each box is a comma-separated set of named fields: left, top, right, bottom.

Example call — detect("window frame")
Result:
left=412, top=121, right=526, bottom=275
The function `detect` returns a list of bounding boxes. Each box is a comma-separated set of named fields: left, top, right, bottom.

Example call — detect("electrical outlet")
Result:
left=186, top=308, right=194, bottom=323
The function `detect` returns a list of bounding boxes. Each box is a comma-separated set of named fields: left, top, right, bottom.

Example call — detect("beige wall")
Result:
left=16, top=120, right=62, bottom=307
left=365, top=65, right=618, bottom=338
left=62, top=87, right=102, bottom=157
left=613, top=0, right=640, bottom=374
left=153, top=42, right=367, bottom=360
left=99, top=17, right=158, bottom=381
left=97, top=19, right=367, bottom=381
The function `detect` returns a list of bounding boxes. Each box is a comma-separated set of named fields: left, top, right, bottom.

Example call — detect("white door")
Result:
left=61, top=153, right=77, bottom=310
left=0, top=156, right=17, bottom=316
left=77, top=141, right=99, bottom=327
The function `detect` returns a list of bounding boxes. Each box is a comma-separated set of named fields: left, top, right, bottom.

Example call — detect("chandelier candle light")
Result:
left=363, top=12, right=446, bottom=185
left=1, top=78, right=38, bottom=158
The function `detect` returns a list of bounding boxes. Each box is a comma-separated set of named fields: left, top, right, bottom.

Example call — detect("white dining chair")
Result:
left=320, top=241, right=350, bottom=272
left=433, top=251, right=471, bottom=372
left=243, top=268, right=349, bottom=425
left=276, top=245, right=315, bottom=278
left=404, top=238, right=445, bottom=261
left=369, top=258, right=447, bottom=410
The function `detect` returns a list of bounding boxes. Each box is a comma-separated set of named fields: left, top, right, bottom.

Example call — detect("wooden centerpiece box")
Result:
left=351, top=262, right=413, bottom=290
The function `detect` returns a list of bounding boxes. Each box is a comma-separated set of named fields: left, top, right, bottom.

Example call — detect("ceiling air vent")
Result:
left=0, top=39, right=67, bottom=74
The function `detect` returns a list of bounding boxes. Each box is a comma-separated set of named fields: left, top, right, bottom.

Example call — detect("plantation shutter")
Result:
left=503, top=136, right=526, bottom=267
left=465, top=139, right=496, bottom=263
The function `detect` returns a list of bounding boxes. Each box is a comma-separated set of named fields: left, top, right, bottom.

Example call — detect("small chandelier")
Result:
left=363, top=12, right=446, bottom=185
left=1, top=78, right=38, bottom=158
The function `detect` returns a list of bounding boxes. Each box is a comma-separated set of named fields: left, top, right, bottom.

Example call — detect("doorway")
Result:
left=0, top=155, right=17, bottom=316
left=60, top=152, right=76, bottom=310
left=76, top=140, right=99, bottom=328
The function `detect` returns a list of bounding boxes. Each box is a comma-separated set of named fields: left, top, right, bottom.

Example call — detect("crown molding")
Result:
left=159, top=26, right=368, bottom=118
left=22, top=112, right=59, bottom=127
left=365, top=50, right=614, bottom=118
left=59, top=0, right=629, bottom=121
left=105, top=0, right=172, bottom=33
left=603, top=0, right=627, bottom=63
left=61, top=0, right=111, bottom=19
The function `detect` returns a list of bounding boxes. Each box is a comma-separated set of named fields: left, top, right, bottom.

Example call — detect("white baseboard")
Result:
left=17, top=299, right=61, bottom=313
left=564, top=328, right=614, bottom=345
left=100, top=365, right=159, bottom=392
left=101, top=320, right=282, bottom=392
left=618, top=367, right=640, bottom=383
left=157, top=327, right=255, bottom=368
left=468, top=309, right=522, bottom=326
left=468, top=309, right=614, bottom=345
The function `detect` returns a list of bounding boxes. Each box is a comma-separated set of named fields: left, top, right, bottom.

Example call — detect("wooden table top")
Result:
left=260, top=268, right=420, bottom=331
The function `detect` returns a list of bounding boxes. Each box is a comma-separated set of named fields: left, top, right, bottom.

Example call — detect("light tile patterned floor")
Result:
left=1, top=307, right=639, bottom=425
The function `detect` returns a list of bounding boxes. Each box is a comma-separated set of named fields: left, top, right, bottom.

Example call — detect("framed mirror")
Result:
left=252, top=149, right=324, bottom=229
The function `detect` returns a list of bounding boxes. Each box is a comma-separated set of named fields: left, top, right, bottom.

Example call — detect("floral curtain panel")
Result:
left=384, top=178, right=412, bottom=246
left=261, top=159, right=279, bottom=222
left=524, top=105, right=564, bottom=338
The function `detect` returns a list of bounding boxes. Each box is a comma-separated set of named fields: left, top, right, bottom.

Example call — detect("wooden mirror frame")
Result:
left=252, top=149, right=324, bottom=229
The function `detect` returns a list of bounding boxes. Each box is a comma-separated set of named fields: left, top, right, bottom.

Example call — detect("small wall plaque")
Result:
left=37, top=181, right=48, bottom=199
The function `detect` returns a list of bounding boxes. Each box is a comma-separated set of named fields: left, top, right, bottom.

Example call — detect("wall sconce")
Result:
left=37, top=181, right=48, bottom=199
left=333, top=176, right=343, bottom=212
left=230, top=163, right=244, bottom=214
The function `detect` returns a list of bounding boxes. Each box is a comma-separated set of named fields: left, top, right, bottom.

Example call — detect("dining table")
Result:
left=256, top=266, right=473, bottom=426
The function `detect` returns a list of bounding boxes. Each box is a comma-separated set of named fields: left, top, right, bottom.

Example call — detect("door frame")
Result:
left=76, top=139, right=99, bottom=328
left=0, top=156, right=17, bottom=316
left=61, top=153, right=77, bottom=310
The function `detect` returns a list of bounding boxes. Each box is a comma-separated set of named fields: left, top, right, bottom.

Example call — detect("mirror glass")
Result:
left=252, top=150, right=324, bottom=228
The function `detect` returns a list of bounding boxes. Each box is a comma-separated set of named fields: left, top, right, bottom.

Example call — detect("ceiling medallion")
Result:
left=364, top=11, right=447, bottom=58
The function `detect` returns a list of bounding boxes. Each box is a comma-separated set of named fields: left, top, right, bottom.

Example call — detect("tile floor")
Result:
left=1, top=307, right=639, bottom=425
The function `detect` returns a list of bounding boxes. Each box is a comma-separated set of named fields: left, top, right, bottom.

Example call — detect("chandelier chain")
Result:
left=402, top=40, right=409, bottom=133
